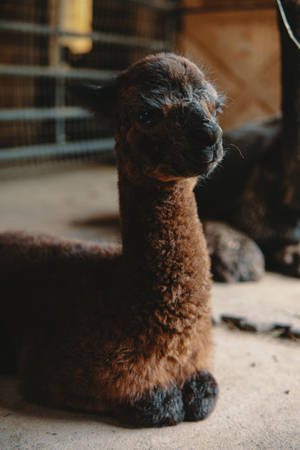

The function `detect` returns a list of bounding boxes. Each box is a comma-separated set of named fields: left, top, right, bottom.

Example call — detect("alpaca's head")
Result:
left=73, top=53, right=224, bottom=183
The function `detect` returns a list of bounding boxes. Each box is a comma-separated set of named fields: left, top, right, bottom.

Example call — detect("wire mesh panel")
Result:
left=0, top=0, right=179, bottom=167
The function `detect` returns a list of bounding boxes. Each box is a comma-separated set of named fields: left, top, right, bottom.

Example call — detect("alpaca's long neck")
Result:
left=118, top=170, right=211, bottom=323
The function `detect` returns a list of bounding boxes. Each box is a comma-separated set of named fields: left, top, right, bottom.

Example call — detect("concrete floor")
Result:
left=0, top=166, right=299, bottom=450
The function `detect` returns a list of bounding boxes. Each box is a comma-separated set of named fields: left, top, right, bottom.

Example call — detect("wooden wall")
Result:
left=178, top=5, right=281, bottom=131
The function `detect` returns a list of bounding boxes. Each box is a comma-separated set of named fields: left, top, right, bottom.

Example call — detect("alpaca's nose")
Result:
left=193, top=121, right=223, bottom=148
left=182, top=105, right=223, bottom=148
left=187, top=121, right=222, bottom=159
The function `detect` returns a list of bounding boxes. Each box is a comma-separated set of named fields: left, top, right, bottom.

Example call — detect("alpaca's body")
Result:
left=0, top=53, right=222, bottom=426
left=0, top=179, right=211, bottom=413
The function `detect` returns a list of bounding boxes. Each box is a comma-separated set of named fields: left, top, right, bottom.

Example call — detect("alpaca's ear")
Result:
left=68, top=80, right=118, bottom=117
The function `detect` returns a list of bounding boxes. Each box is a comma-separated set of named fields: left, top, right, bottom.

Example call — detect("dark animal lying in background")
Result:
left=200, top=0, right=300, bottom=282
left=197, top=116, right=300, bottom=282
left=0, top=53, right=222, bottom=427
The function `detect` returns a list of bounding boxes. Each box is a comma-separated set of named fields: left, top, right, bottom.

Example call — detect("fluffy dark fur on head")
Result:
left=79, top=53, right=224, bottom=183
left=0, top=53, right=221, bottom=427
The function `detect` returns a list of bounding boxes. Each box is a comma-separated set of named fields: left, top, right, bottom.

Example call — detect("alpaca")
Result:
left=196, top=118, right=279, bottom=282
left=197, top=0, right=300, bottom=282
left=0, top=53, right=223, bottom=427
left=196, top=117, right=300, bottom=282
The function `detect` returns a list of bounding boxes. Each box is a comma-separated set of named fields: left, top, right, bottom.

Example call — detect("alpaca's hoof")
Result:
left=124, top=384, right=185, bottom=427
left=267, top=242, right=300, bottom=278
left=182, top=369, right=218, bottom=421
left=204, top=221, right=265, bottom=282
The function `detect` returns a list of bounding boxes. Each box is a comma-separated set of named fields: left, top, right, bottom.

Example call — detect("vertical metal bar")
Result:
left=50, top=0, right=66, bottom=145
left=55, top=77, right=66, bottom=144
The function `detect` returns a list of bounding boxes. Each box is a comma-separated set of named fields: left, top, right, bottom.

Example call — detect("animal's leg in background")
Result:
left=279, top=0, right=300, bottom=212
left=266, top=0, right=300, bottom=276
left=203, top=221, right=265, bottom=282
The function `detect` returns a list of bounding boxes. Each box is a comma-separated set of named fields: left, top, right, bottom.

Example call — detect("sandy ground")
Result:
left=0, top=166, right=299, bottom=450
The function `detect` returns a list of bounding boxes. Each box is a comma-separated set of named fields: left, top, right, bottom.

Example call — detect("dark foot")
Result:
left=182, top=369, right=218, bottom=421
left=266, top=242, right=300, bottom=277
left=204, top=221, right=265, bottom=282
left=123, top=384, right=185, bottom=427
left=121, top=370, right=218, bottom=427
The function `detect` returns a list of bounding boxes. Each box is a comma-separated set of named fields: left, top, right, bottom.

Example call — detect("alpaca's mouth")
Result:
left=185, top=144, right=223, bottom=175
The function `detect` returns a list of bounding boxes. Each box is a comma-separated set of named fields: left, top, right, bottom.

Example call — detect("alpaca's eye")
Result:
left=137, top=108, right=163, bottom=126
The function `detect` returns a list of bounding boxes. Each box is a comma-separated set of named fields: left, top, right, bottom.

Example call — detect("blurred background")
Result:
left=0, top=0, right=282, bottom=241
left=0, top=0, right=280, bottom=170
left=2, top=5, right=300, bottom=447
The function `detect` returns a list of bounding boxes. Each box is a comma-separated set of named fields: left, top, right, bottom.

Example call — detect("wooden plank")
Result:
left=178, top=8, right=281, bottom=130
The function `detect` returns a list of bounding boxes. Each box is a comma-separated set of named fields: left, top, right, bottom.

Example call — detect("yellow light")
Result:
left=58, top=0, right=93, bottom=55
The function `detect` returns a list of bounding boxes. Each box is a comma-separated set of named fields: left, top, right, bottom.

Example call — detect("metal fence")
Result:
left=0, top=0, right=178, bottom=167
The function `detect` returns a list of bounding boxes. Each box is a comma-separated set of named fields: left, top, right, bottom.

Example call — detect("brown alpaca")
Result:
left=0, top=53, right=223, bottom=427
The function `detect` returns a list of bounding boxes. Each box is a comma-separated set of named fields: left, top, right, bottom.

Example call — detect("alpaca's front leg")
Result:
left=121, top=371, right=218, bottom=427
left=122, top=384, right=185, bottom=427
left=182, top=370, right=218, bottom=421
